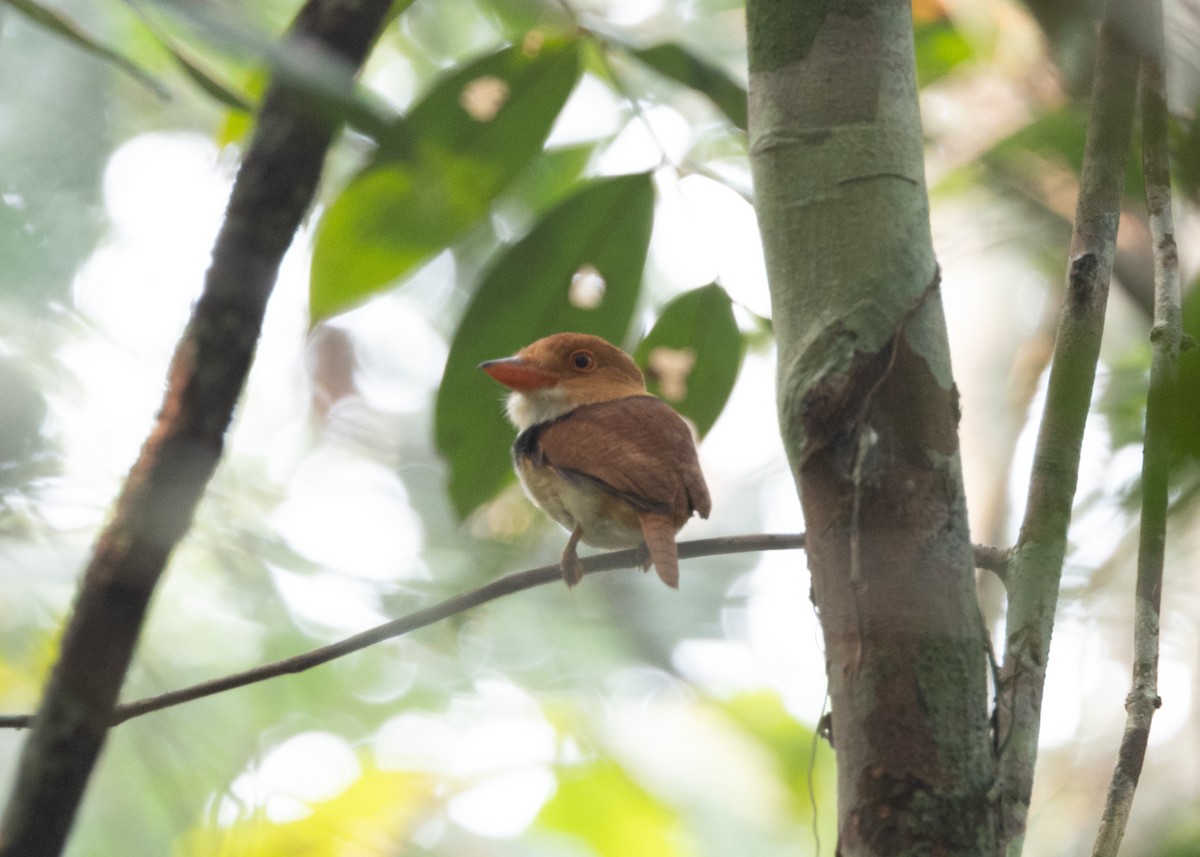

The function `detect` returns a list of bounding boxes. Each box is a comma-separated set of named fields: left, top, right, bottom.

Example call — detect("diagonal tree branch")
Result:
left=1091, top=3, right=1179, bottom=852
left=0, top=2, right=393, bottom=855
left=994, top=0, right=1140, bottom=849
left=0, top=534, right=804, bottom=730
left=0, top=534, right=1017, bottom=731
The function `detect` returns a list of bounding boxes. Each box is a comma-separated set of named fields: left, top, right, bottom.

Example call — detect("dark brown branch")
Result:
left=0, top=535, right=806, bottom=731
left=0, top=3, right=393, bottom=856
left=1091, top=4, right=1177, bottom=854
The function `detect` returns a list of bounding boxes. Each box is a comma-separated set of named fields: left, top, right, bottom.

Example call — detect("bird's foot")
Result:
left=560, top=554, right=586, bottom=588
left=560, top=526, right=586, bottom=588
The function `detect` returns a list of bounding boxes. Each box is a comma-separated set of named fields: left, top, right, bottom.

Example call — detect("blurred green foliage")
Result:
left=311, top=37, right=583, bottom=321
left=2, top=0, right=1199, bottom=856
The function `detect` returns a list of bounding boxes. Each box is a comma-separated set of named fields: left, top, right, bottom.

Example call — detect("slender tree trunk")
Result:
left=746, top=2, right=997, bottom=853
left=0, top=3, right=393, bottom=855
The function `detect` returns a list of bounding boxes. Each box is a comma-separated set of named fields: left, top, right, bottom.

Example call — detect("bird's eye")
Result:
left=570, top=350, right=595, bottom=371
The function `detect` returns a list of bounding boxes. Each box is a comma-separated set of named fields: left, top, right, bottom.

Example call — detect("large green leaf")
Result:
left=633, top=283, right=743, bottom=437
left=631, top=42, right=747, bottom=131
left=435, top=173, right=655, bottom=518
left=310, top=38, right=582, bottom=323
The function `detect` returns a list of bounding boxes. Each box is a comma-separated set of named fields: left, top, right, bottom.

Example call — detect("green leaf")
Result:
left=631, top=42, right=747, bottom=130
left=914, top=19, right=973, bottom=88
left=537, top=760, right=686, bottom=857
left=435, top=173, right=655, bottom=518
left=145, top=1, right=394, bottom=136
left=123, top=2, right=252, bottom=112
left=167, top=44, right=251, bottom=111
left=309, top=38, right=583, bottom=323
left=6, top=0, right=168, bottom=98
left=633, top=284, right=743, bottom=437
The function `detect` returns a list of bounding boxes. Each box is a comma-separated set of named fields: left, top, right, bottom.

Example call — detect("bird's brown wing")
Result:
left=533, top=396, right=711, bottom=522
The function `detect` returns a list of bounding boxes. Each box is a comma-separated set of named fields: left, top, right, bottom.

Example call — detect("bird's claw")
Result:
left=560, top=555, right=586, bottom=588
left=561, top=526, right=586, bottom=588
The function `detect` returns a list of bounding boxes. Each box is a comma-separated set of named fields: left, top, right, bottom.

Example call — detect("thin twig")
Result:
left=0, top=534, right=807, bottom=730
left=972, top=543, right=1013, bottom=583
left=994, top=0, right=1140, bottom=847
left=0, top=533, right=1018, bottom=732
left=1091, top=4, right=1178, bottom=853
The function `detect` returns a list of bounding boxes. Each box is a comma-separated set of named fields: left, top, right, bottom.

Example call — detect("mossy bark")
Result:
left=748, top=1, right=998, bottom=853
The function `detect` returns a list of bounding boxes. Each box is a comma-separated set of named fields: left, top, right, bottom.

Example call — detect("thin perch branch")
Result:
left=1091, top=5, right=1178, bottom=853
left=0, top=534, right=1018, bottom=731
left=994, top=0, right=1140, bottom=847
left=0, top=535, right=806, bottom=730
left=0, top=3, right=393, bottom=856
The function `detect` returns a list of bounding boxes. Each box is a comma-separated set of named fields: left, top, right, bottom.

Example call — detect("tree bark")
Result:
left=0, top=2, right=392, bottom=855
left=747, top=1, right=997, bottom=854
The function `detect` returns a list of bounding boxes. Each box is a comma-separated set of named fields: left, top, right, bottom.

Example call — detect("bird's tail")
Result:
left=638, top=513, right=680, bottom=589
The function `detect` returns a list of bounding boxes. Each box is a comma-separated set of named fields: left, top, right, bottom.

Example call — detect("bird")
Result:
left=480, top=332, right=711, bottom=588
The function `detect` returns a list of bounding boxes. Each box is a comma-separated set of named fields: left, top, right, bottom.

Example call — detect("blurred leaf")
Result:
left=537, top=759, right=686, bottom=857
left=633, top=284, right=743, bottom=437
left=126, top=7, right=253, bottom=113
left=1170, top=108, right=1200, bottom=203
left=1098, top=346, right=1149, bottom=452
left=630, top=42, right=747, bottom=130
left=216, top=69, right=268, bottom=147
left=435, top=172, right=655, bottom=518
left=913, top=19, right=973, bottom=87
left=310, top=38, right=583, bottom=323
left=173, top=765, right=432, bottom=856
left=717, top=691, right=832, bottom=816
left=167, top=45, right=251, bottom=111
left=5, top=0, right=169, bottom=98
left=1152, top=814, right=1200, bottom=857
left=493, top=142, right=596, bottom=227
left=0, top=356, right=48, bottom=478
left=980, top=106, right=1145, bottom=203
left=145, top=0, right=393, bottom=135
left=1170, top=275, right=1200, bottom=465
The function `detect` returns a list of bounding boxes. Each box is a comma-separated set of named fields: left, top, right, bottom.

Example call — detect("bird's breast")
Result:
left=514, top=456, right=644, bottom=549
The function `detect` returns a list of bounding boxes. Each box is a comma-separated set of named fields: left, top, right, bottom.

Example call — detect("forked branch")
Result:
left=994, top=0, right=1140, bottom=847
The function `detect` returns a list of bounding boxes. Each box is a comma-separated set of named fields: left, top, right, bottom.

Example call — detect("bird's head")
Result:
left=480, top=332, right=647, bottom=430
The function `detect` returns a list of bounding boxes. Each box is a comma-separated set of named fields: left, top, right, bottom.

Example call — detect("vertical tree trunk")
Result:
left=746, top=1, right=997, bottom=853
